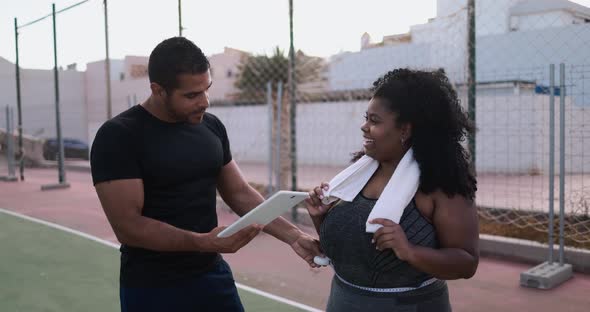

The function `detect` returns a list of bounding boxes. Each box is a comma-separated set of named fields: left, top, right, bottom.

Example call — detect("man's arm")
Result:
left=216, top=160, right=300, bottom=244
left=217, top=161, right=323, bottom=266
left=95, top=178, right=260, bottom=253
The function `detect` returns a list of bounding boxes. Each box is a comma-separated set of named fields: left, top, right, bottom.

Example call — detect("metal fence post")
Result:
left=7, top=107, right=16, bottom=178
left=467, top=0, right=476, bottom=174
left=276, top=81, right=283, bottom=192
left=267, top=81, right=273, bottom=196
left=103, top=0, right=112, bottom=120
left=41, top=3, right=70, bottom=191
left=520, top=63, right=573, bottom=289
left=548, top=64, right=555, bottom=264
left=14, top=18, right=24, bottom=181
left=558, top=63, right=567, bottom=266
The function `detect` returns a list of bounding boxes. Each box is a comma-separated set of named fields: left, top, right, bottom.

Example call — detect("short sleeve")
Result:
left=205, top=113, right=232, bottom=165
left=90, top=121, right=142, bottom=185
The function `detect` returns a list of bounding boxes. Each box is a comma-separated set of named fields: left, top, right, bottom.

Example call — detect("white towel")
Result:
left=321, top=148, right=420, bottom=233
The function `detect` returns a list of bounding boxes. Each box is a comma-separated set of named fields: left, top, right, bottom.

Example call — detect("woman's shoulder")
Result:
left=418, top=189, right=472, bottom=202
left=414, top=189, right=474, bottom=221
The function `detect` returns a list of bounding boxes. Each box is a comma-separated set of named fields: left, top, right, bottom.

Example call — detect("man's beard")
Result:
left=163, top=98, right=188, bottom=123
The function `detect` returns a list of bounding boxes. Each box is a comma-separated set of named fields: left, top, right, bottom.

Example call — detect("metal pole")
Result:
left=288, top=0, right=298, bottom=196
left=276, top=81, right=283, bottom=191
left=52, top=3, right=66, bottom=184
left=13, top=0, right=90, bottom=185
left=267, top=81, right=273, bottom=196
left=519, top=67, right=572, bottom=287
left=467, top=0, right=476, bottom=174
left=18, top=0, right=90, bottom=29
left=103, top=0, right=112, bottom=119
left=178, top=0, right=183, bottom=36
left=558, top=63, right=566, bottom=265
left=6, top=107, right=16, bottom=178
left=548, top=64, right=555, bottom=264
left=14, top=18, right=24, bottom=181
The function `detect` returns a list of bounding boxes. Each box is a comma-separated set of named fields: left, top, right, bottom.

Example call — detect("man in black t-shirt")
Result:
left=91, top=37, right=322, bottom=312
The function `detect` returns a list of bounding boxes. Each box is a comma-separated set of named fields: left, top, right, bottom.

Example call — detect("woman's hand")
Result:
left=369, top=218, right=415, bottom=262
left=305, top=182, right=332, bottom=217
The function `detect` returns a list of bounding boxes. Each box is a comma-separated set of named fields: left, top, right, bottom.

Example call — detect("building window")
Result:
left=130, top=64, right=148, bottom=78
left=227, top=70, right=233, bottom=78
left=509, top=16, right=518, bottom=32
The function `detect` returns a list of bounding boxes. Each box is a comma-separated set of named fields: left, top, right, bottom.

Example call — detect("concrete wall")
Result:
left=328, top=44, right=432, bottom=91
left=208, top=105, right=270, bottom=162
left=0, top=57, right=87, bottom=143
left=514, top=11, right=579, bottom=31
left=476, top=23, right=590, bottom=107
left=437, top=0, right=467, bottom=18
left=209, top=94, right=590, bottom=174
left=476, top=0, right=524, bottom=35
left=0, top=58, right=17, bottom=111
left=210, top=101, right=366, bottom=166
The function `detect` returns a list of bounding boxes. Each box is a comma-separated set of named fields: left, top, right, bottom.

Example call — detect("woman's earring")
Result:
left=400, top=136, right=405, bottom=146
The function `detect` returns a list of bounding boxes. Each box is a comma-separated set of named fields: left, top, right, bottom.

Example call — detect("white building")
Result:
left=208, top=47, right=249, bottom=103
left=325, top=0, right=590, bottom=174
left=509, top=0, right=590, bottom=31
left=0, top=57, right=87, bottom=143
left=330, top=0, right=590, bottom=105
left=0, top=47, right=257, bottom=147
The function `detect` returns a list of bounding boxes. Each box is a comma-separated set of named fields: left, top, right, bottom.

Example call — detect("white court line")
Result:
left=235, top=283, right=323, bottom=312
left=0, top=208, right=324, bottom=312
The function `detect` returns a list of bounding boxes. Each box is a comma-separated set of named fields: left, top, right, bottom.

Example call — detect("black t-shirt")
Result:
left=90, top=105, right=232, bottom=287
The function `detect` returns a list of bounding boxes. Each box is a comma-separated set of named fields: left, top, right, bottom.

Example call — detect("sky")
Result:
left=0, top=0, right=440, bottom=70
left=1, top=0, right=590, bottom=70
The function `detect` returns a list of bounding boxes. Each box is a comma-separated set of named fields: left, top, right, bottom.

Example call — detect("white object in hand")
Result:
left=314, top=256, right=331, bottom=266
left=217, top=191, right=309, bottom=238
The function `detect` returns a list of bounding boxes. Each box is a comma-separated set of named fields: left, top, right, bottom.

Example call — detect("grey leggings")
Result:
left=326, top=277, right=452, bottom=312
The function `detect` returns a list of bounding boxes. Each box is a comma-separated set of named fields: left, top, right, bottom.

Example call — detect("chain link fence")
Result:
left=211, top=0, right=590, bottom=250
left=472, top=0, right=590, bottom=250
left=3, top=0, right=589, bottom=249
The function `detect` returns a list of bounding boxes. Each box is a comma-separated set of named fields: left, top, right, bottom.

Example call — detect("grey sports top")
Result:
left=319, top=193, right=438, bottom=288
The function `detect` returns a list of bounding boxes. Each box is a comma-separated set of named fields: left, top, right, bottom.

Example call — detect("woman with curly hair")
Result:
left=306, top=68, right=479, bottom=311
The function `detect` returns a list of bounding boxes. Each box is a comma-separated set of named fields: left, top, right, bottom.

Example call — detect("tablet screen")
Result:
left=217, top=191, right=309, bottom=238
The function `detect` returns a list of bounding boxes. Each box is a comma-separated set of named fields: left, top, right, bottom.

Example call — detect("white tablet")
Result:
left=217, top=190, right=309, bottom=238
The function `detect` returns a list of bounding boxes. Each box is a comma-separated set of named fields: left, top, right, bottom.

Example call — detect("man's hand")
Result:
left=289, top=232, right=324, bottom=268
left=199, top=224, right=263, bottom=253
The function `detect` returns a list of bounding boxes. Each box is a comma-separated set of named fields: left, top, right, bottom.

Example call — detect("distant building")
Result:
left=330, top=0, right=590, bottom=106
left=0, top=47, right=257, bottom=146
left=208, top=47, right=249, bottom=104
left=360, top=32, right=411, bottom=50
left=0, top=56, right=87, bottom=143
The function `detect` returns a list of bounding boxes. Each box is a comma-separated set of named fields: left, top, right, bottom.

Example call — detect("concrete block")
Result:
left=520, top=262, right=573, bottom=289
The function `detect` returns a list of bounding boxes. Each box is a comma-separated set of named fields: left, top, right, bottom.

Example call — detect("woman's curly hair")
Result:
left=355, top=68, right=477, bottom=200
